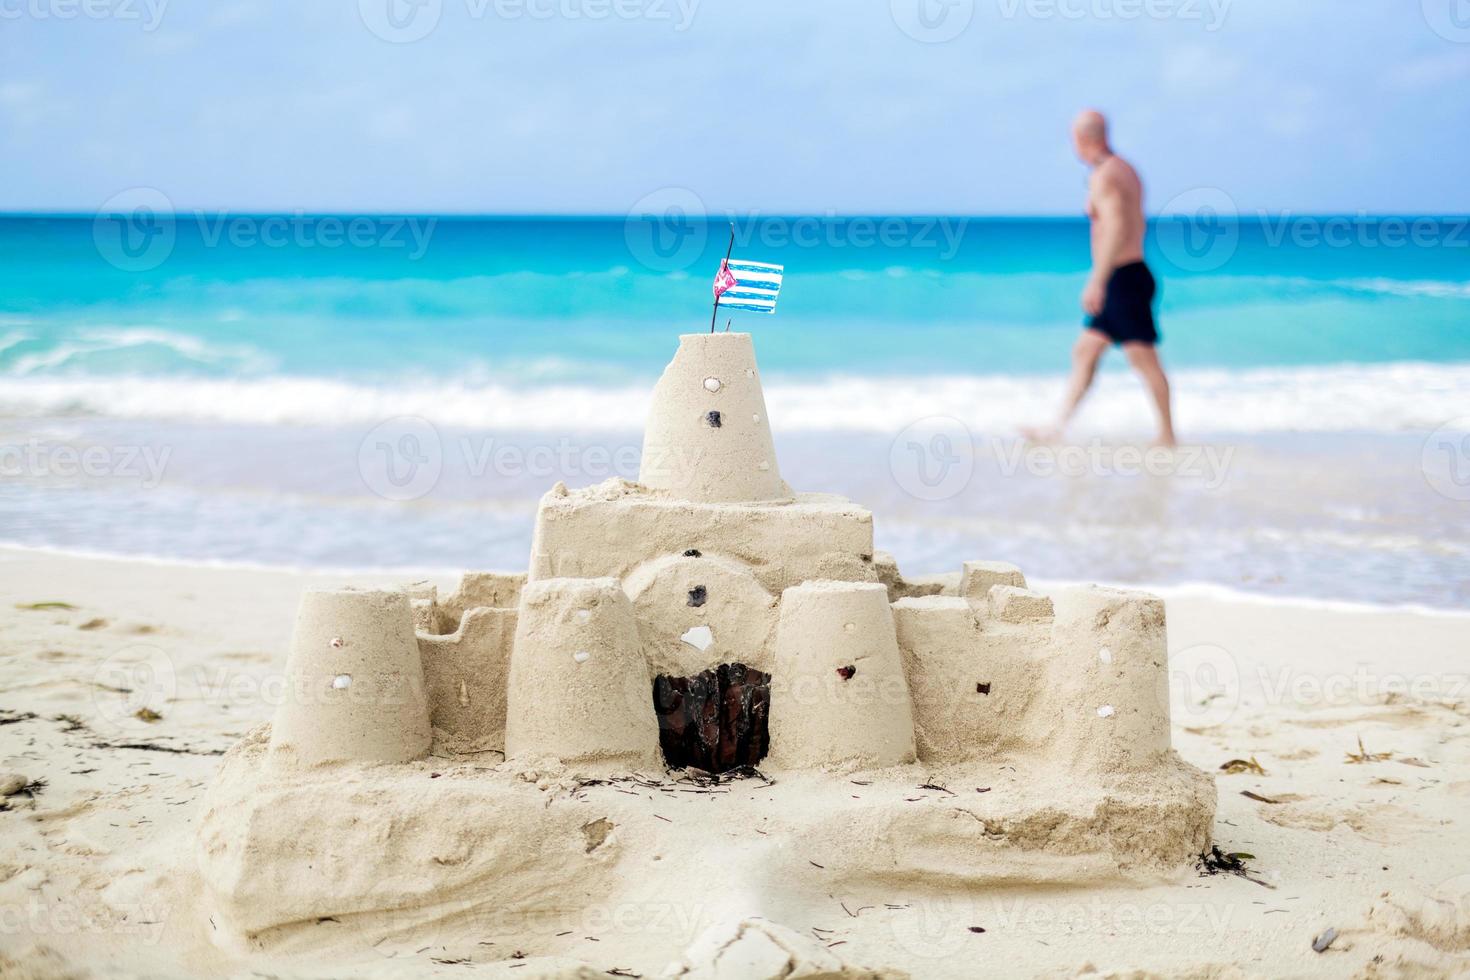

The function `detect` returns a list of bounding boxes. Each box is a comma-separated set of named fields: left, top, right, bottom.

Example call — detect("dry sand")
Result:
left=1, top=545, right=1468, bottom=979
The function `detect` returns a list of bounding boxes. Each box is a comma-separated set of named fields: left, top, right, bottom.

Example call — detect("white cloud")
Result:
left=0, top=82, right=52, bottom=129
left=1384, top=51, right=1470, bottom=92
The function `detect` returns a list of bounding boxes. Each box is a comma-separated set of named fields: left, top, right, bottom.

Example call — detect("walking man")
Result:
left=1028, top=110, right=1176, bottom=447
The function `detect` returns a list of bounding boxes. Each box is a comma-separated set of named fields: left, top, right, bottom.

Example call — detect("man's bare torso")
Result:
left=1086, top=154, right=1146, bottom=272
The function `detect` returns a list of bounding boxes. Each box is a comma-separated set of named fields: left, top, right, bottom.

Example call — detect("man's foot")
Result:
left=1020, top=424, right=1062, bottom=444
left=1153, top=433, right=1177, bottom=449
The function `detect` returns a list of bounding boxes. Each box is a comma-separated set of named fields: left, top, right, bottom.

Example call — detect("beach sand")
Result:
left=1, top=546, right=1467, bottom=979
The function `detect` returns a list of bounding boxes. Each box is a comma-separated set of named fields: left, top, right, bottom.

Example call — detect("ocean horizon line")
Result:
left=6, top=211, right=1470, bottom=222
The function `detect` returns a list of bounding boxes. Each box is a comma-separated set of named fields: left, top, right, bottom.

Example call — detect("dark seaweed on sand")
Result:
left=1197, top=845, right=1274, bottom=888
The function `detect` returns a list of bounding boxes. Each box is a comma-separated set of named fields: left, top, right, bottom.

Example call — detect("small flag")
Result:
left=714, top=259, right=784, bottom=314
left=713, top=259, right=737, bottom=299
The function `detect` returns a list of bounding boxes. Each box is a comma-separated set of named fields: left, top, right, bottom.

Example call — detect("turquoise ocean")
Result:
left=2, top=215, right=1467, bottom=608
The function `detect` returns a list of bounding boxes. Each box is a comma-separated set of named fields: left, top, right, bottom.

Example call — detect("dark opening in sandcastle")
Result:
left=652, top=663, right=771, bottom=774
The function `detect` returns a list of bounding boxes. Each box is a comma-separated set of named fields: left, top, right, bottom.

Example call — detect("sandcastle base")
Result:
left=196, top=725, right=1214, bottom=948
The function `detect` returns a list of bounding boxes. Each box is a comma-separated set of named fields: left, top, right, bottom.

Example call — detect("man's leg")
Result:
left=1024, top=328, right=1109, bottom=441
left=1122, top=341, right=1176, bottom=447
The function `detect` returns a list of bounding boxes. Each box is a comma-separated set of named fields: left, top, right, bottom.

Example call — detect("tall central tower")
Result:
left=638, top=332, right=793, bottom=503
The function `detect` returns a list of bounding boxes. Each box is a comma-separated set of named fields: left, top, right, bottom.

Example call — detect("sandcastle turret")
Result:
left=767, top=581, right=916, bottom=769
left=267, top=588, right=431, bottom=766
left=1045, top=586, right=1172, bottom=774
left=638, top=332, right=792, bottom=503
left=504, top=577, right=661, bottom=767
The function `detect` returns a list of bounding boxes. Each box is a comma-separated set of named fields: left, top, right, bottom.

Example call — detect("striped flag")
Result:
left=714, top=259, right=784, bottom=314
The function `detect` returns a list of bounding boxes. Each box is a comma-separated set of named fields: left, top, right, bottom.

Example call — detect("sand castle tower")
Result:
left=267, top=588, right=431, bottom=766
left=1046, top=586, right=1172, bottom=774
left=768, top=581, right=916, bottom=769
left=638, top=332, right=792, bottom=503
left=504, top=577, right=661, bottom=767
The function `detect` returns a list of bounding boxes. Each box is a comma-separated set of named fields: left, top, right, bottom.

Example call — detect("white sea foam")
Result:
left=4, top=326, right=274, bottom=376
left=1334, top=277, right=1470, bottom=300
left=0, top=330, right=32, bottom=356
left=1, top=361, right=1468, bottom=434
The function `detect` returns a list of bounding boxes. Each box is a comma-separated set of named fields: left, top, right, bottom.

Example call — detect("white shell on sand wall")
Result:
left=680, top=625, right=714, bottom=652
left=638, top=333, right=793, bottom=503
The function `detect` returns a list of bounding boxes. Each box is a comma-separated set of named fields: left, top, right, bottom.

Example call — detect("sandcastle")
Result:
left=196, top=333, right=1216, bottom=968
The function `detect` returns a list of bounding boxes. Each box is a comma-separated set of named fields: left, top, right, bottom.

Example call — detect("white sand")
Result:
left=2, top=546, right=1468, bottom=978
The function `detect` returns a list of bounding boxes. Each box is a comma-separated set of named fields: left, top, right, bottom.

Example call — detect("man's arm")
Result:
left=1083, top=170, right=1128, bottom=315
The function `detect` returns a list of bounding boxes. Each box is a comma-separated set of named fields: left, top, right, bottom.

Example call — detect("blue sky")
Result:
left=2, top=0, right=1468, bottom=214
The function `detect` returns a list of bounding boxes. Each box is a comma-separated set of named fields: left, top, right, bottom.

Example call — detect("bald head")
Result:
left=1072, top=109, right=1110, bottom=165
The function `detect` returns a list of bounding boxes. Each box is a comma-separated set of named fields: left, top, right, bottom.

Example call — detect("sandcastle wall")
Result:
left=886, top=567, right=1176, bottom=774
left=891, top=595, right=1042, bottom=764
left=417, top=606, right=517, bottom=754
left=529, top=480, right=877, bottom=594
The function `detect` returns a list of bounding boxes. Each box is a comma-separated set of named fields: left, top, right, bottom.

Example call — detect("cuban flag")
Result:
left=714, top=259, right=784, bottom=314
